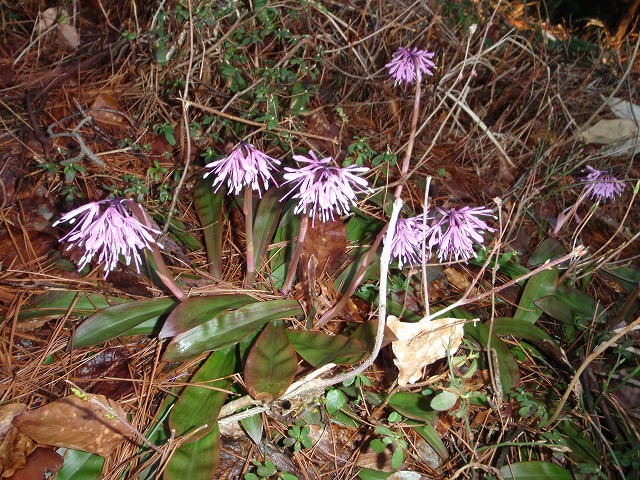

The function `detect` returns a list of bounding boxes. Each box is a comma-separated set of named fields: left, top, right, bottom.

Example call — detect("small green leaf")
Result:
left=387, top=392, right=436, bottom=422
left=73, top=297, right=178, bottom=348
left=325, top=389, right=347, bottom=415
left=357, top=468, right=392, bottom=480
left=240, top=414, right=263, bottom=445
left=370, top=438, right=387, bottom=453
left=430, top=391, right=458, bottom=411
left=412, top=424, right=449, bottom=460
left=391, top=447, right=404, bottom=470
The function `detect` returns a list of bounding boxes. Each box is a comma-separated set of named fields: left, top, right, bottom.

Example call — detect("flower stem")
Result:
left=281, top=214, right=309, bottom=296
left=393, top=69, right=422, bottom=199
left=243, top=188, right=255, bottom=288
left=128, top=202, right=187, bottom=302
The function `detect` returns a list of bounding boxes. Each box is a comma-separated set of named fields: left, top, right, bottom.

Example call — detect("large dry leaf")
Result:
left=0, top=404, right=33, bottom=478
left=36, top=8, right=80, bottom=51
left=387, top=316, right=466, bottom=386
left=12, top=395, right=132, bottom=457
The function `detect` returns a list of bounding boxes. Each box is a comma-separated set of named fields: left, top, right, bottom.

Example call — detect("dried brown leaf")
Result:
left=12, top=395, right=132, bottom=457
left=89, top=92, right=127, bottom=128
left=0, top=426, right=35, bottom=477
left=7, top=447, right=63, bottom=480
left=387, top=316, right=466, bottom=386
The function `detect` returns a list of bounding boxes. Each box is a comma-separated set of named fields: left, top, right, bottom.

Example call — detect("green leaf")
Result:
left=289, top=81, right=309, bottom=114
left=240, top=414, right=263, bottom=445
left=533, top=296, right=574, bottom=324
left=56, top=449, right=103, bottom=480
left=555, top=284, right=601, bottom=319
left=163, top=300, right=302, bottom=361
left=169, top=347, right=235, bottom=440
left=528, top=238, right=566, bottom=266
left=252, top=187, right=285, bottom=273
left=159, top=294, right=256, bottom=338
left=499, top=461, right=573, bottom=479
left=152, top=213, right=203, bottom=252
left=430, top=391, right=458, bottom=411
left=387, top=392, right=436, bottom=422
left=465, top=321, right=519, bottom=396
left=357, top=468, right=392, bottom=480
left=391, top=448, right=404, bottom=470
left=73, top=297, right=178, bottom=348
left=17, top=291, right=128, bottom=321
left=514, top=267, right=558, bottom=323
left=325, top=389, right=348, bottom=416
left=194, top=176, right=224, bottom=277
left=164, top=423, right=221, bottom=480
left=244, top=320, right=298, bottom=401
left=411, top=424, right=449, bottom=460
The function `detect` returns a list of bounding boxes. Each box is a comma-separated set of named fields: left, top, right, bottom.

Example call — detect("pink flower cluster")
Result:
left=53, top=199, right=160, bottom=276
left=389, top=206, right=495, bottom=267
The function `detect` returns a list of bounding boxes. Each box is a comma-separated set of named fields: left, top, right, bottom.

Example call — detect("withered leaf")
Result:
left=0, top=403, right=33, bottom=477
left=302, top=217, right=348, bottom=279
left=89, top=92, right=127, bottom=128
left=12, top=395, right=132, bottom=457
left=387, top=316, right=466, bottom=386
left=7, top=447, right=63, bottom=480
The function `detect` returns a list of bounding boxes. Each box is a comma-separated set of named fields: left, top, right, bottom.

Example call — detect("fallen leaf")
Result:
left=12, top=394, right=132, bottom=457
left=387, top=315, right=467, bottom=386
left=578, top=119, right=638, bottom=145
left=0, top=426, right=35, bottom=477
left=0, top=405, right=27, bottom=440
left=302, top=217, right=348, bottom=278
left=7, top=447, right=63, bottom=480
left=89, top=92, right=128, bottom=128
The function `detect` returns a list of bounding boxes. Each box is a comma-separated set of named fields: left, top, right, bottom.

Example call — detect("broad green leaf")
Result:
left=252, top=187, right=285, bottom=273
left=387, top=392, right=436, bottom=422
left=412, top=424, right=449, bottom=460
left=164, top=423, right=221, bottom=480
left=244, top=320, right=298, bottom=401
left=169, top=347, right=235, bottom=440
left=534, top=296, right=574, bottom=324
left=287, top=329, right=360, bottom=367
left=514, top=267, right=558, bottom=323
left=601, top=265, right=640, bottom=293
left=159, top=294, right=256, bottom=338
left=528, top=238, right=566, bottom=266
left=499, top=461, right=573, bottom=479
left=163, top=300, right=302, bottom=361
left=555, top=284, right=601, bottom=319
left=73, top=297, right=178, bottom=348
left=465, top=321, right=519, bottom=396
left=17, top=291, right=127, bottom=321
left=430, top=391, right=458, bottom=411
left=553, top=420, right=601, bottom=465
left=335, top=249, right=380, bottom=294
left=194, top=176, right=224, bottom=277
left=55, top=448, right=103, bottom=480
left=490, top=317, right=563, bottom=357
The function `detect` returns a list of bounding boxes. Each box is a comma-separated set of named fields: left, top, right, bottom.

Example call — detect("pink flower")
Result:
left=53, top=199, right=161, bottom=276
left=386, top=47, right=435, bottom=87
left=582, top=165, right=625, bottom=202
left=281, top=151, right=370, bottom=225
left=426, top=206, right=495, bottom=263
left=389, top=215, right=426, bottom=268
left=203, top=142, right=280, bottom=197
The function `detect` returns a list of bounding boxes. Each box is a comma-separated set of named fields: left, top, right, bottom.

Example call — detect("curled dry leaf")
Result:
left=0, top=404, right=34, bottom=478
left=387, top=315, right=467, bottom=386
left=89, top=92, right=128, bottom=128
left=12, top=394, right=132, bottom=457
